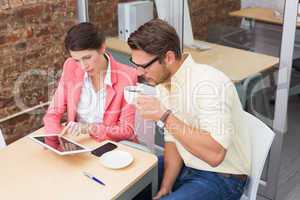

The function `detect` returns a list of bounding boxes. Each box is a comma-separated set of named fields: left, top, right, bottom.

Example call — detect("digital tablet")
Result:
left=28, top=134, right=91, bottom=155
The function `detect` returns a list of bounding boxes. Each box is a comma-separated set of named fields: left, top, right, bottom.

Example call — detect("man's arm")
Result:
left=136, top=94, right=229, bottom=167
left=161, top=142, right=183, bottom=189
left=165, top=114, right=226, bottom=167
left=153, top=142, right=183, bottom=199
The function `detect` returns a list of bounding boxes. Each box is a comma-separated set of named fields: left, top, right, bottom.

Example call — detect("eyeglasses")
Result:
left=129, top=56, right=160, bottom=69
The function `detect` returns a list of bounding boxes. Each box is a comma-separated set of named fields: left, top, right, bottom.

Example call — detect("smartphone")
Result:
left=91, top=142, right=118, bottom=157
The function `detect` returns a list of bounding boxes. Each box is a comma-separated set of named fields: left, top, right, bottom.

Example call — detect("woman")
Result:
left=43, top=22, right=138, bottom=144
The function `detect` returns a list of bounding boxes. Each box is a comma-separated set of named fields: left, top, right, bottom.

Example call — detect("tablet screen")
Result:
left=34, top=135, right=84, bottom=152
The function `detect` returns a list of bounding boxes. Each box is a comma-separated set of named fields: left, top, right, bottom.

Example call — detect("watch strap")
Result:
left=160, top=109, right=172, bottom=123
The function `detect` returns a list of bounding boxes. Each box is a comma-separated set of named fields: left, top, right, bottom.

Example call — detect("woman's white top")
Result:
left=76, top=54, right=112, bottom=124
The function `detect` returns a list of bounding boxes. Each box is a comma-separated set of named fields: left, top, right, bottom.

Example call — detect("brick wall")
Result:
left=0, top=0, right=77, bottom=144
left=88, top=0, right=241, bottom=39
left=88, top=0, right=133, bottom=36
left=189, top=0, right=241, bottom=40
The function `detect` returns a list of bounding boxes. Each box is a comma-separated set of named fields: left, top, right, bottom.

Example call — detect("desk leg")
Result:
left=116, top=164, right=158, bottom=200
left=151, top=164, right=158, bottom=197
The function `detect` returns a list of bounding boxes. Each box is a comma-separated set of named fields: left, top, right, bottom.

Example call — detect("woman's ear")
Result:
left=164, top=51, right=176, bottom=65
left=98, top=43, right=106, bottom=54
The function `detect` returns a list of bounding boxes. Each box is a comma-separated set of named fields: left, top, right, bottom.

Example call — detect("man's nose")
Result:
left=136, top=67, right=145, bottom=76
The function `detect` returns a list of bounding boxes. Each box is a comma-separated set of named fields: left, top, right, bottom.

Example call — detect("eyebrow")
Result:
left=82, top=55, right=91, bottom=59
left=73, top=55, right=91, bottom=62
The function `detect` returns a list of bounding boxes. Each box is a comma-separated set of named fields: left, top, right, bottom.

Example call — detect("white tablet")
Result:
left=28, top=134, right=91, bottom=155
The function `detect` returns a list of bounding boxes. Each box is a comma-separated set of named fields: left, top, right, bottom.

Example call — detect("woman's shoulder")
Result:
left=63, top=57, right=79, bottom=70
left=61, top=58, right=84, bottom=80
left=110, top=56, right=137, bottom=84
left=117, top=63, right=137, bottom=76
left=115, top=63, right=137, bottom=85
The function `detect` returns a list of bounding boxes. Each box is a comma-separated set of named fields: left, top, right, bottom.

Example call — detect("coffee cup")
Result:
left=124, top=86, right=143, bottom=104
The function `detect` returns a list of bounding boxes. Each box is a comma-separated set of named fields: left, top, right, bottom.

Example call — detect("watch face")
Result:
left=157, top=120, right=164, bottom=129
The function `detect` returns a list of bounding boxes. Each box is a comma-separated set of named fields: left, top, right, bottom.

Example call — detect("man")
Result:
left=127, top=19, right=250, bottom=200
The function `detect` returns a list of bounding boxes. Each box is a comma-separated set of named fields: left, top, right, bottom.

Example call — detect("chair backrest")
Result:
left=0, top=128, right=6, bottom=149
left=241, top=112, right=275, bottom=200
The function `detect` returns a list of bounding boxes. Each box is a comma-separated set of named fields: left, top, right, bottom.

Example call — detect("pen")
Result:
left=83, top=171, right=105, bottom=186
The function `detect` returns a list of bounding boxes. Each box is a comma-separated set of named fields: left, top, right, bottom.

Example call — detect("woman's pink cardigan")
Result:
left=43, top=53, right=138, bottom=143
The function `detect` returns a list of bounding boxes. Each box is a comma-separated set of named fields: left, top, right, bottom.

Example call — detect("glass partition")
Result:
left=87, top=1, right=299, bottom=199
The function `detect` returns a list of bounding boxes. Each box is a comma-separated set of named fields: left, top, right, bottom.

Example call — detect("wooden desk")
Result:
left=0, top=128, right=158, bottom=200
left=230, top=7, right=300, bottom=27
left=106, top=37, right=279, bottom=83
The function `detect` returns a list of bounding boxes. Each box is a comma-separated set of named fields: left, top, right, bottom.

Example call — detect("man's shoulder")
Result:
left=189, top=62, right=233, bottom=86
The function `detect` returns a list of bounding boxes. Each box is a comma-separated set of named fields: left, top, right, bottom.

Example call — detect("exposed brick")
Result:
left=0, top=0, right=77, bottom=144
left=23, top=0, right=37, bottom=5
left=0, top=32, right=21, bottom=47
left=35, top=26, right=50, bottom=37
left=0, top=35, right=5, bottom=45
left=0, top=97, right=14, bottom=109
left=0, top=0, right=10, bottom=10
left=88, top=0, right=240, bottom=40
left=0, top=23, right=8, bottom=33
left=14, top=3, right=44, bottom=18
left=187, top=0, right=241, bottom=40
left=9, top=0, right=23, bottom=8
left=15, top=42, right=27, bottom=50
left=25, top=27, right=33, bottom=38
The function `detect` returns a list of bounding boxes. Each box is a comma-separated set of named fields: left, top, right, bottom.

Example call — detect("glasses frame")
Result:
left=129, top=56, right=160, bottom=69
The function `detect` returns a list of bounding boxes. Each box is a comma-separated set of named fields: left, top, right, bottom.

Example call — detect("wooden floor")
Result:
left=258, top=96, right=300, bottom=200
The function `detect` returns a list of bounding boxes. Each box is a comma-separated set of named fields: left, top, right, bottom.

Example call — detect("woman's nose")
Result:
left=80, top=60, right=88, bottom=70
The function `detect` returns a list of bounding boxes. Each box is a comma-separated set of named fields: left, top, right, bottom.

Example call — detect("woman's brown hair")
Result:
left=64, top=22, right=105, bottom=52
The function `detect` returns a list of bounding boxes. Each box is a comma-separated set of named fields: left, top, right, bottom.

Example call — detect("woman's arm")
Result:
left=43, top=60, right=70, bottom=135
left=89, top=97, right=136, bottom=142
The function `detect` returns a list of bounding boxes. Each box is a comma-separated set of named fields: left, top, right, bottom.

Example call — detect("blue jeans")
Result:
left=157, top=156, right=247, bottom=200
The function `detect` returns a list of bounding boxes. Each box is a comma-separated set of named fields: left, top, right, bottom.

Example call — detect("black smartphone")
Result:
left=91, top=142, right=118, bottom=157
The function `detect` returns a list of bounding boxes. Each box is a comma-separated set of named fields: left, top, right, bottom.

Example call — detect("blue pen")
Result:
left=83, top=171, right=105, bottom=186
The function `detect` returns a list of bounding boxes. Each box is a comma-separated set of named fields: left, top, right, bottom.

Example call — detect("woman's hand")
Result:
left=60, top=121, right=91, bottom=136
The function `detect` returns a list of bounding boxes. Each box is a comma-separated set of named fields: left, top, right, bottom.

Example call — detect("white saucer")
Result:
left=100, top=150, right=134, bottom=169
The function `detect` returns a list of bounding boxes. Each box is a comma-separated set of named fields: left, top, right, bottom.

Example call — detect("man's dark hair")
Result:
left=64, top=22, right=105, bottom=52
left=127, top=19, right=182, bottom=62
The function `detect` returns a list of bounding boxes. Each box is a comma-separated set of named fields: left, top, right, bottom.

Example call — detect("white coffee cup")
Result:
left=137, top=83, right=156, bottom=96
left=124, top=86, right=143, bottom=104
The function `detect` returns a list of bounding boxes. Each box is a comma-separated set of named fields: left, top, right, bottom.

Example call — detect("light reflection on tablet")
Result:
left=34, top=136, right=84, bottom=152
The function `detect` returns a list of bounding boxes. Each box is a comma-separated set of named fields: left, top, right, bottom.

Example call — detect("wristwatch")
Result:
left=156, top=109, right=172, bottom=129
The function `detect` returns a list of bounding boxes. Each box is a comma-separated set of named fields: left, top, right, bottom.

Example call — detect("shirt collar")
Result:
left=171, top=53, right=194, bottom=83
left=84, top=53, right=112, bottom=86
left=103, top=53, right=112, bottom=86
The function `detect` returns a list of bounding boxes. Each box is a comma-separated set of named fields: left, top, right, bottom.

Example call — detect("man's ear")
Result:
left=164, top=51, right=176, bottom=66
